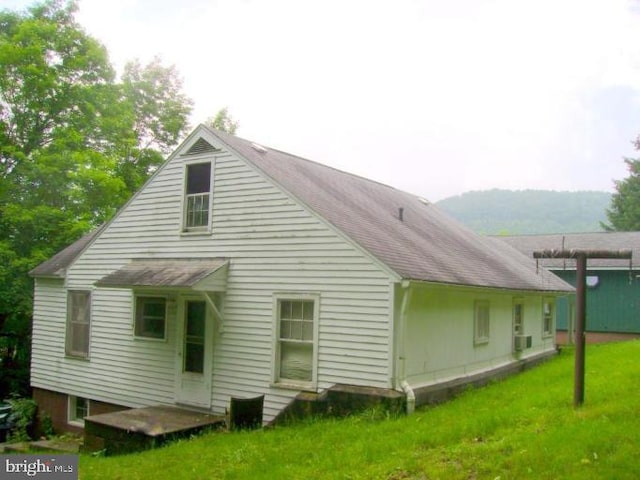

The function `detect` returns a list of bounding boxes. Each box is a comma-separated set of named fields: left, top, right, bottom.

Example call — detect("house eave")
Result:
left=29, top=272, right=66, bottom=280
left=399, top=278, right=575, bottom=295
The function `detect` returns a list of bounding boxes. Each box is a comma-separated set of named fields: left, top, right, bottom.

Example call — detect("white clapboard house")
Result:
left=30, top=125, right=573, bottom=431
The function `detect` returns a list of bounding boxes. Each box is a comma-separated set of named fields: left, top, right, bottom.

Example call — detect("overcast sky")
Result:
left=4, top=0, right=640, bottom=201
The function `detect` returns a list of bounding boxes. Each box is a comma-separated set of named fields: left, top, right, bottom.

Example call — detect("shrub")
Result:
left=7, top=395, right=37, bottom=442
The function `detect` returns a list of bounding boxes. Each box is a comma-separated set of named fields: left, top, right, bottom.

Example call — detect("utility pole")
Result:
left=533, top=249, right=632, bottom=407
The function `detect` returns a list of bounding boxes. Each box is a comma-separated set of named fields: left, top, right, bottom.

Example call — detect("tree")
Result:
left=0, top=0, right=115, bottom=177
left=604, top=158, right=640, bottom=231
left=206, top=107, right=239, bottom=135
left=0, top=0, right=193, bottom=396
left=117, top=57, right=193, bottom=191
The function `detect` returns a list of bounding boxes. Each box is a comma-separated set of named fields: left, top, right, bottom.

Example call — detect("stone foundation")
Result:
left=412, top=350, right=557, bottom=406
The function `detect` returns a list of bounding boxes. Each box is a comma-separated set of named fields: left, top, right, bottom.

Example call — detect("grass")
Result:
left=79, top=341, right=640, bottom=479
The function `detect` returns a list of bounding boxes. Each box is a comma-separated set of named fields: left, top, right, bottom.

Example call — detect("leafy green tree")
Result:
left=604, top=158, right=640, bottom=231
left=0, top=0, right=194, bottom=396
left=0, top=0, right=115, bottom=175
left=117, top=57, right=193, bottom=191
left=206, top=107, right=239, bottom=135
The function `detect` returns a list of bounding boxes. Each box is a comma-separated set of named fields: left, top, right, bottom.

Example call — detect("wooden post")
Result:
left=533, top=248, right=632, bottom=407
left=574, top=253, right=587, bottom=407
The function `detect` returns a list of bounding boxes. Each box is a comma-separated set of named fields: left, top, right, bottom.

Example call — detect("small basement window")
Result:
left=134, top=296, right=167, bottom=340
left=68, top=396, right=89, bottom=427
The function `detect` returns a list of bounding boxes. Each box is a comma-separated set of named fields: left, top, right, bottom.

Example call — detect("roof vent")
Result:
left=183, top=138, right=219, bottom=156
left=398, top=207, right=404, bottom=222
left=418, top=197, right=430, bottom=206
left=251, top=142, right=268, bottom=153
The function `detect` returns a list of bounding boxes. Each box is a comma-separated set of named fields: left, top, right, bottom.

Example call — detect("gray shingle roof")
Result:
left=29, top=226, right=105, bottom=278
left=95, top=259, right=228, bottom=288
left=31, top=126, right=574, bottom=293
left=208, top=127, right=572, bottom=292
left=496, top=232, right=640, bottom=270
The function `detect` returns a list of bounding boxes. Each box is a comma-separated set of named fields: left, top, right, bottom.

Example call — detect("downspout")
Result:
left=397, top=280, right=414, bottom=414
left=401, top=381, right=415, bottom=415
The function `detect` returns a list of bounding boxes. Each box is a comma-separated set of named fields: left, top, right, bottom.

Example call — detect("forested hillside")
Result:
left=435, top=189, right=611, bottom=234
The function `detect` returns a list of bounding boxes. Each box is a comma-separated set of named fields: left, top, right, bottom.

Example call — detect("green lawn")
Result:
left=80, top=341, right=640, bottom=479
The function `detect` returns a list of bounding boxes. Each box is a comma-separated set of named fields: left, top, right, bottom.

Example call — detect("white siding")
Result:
left=31, top=141, right=395, bottom=422
left=402, top=283, right=556, bottom=388
left=31, top=278, right=66, bottom=385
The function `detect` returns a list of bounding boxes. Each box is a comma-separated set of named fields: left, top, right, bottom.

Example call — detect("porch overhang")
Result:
left=95, top=258, right=229, bottom=292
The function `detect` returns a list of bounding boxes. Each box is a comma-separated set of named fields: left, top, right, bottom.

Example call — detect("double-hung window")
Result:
left=513, top=300, right=524, bottom=335
left=184, top=162, right=212, bottom=231
left=474, top=300, right=490, bottom=345
left=66, top=290, right=91, bottom=358
left=274, top=295, right=318, bottom=387
left=134, top=296, right=167, bottom=340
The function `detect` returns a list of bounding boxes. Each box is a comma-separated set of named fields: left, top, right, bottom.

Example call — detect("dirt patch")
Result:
left=556, top=331, right=640, bottom=345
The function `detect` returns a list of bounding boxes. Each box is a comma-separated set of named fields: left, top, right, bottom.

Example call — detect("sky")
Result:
left=4, top=0, right=640, bottom=201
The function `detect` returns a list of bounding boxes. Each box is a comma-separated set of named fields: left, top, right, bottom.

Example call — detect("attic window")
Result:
left=183, top=162, right=212, bottom=231
left=184, top=138, right=219, bottom=156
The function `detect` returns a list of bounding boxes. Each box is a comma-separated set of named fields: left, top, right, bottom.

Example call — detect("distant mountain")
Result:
left=435, top=189, right=612, bottom=235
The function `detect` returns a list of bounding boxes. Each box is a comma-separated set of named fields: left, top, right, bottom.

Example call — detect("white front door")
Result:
left=175, top=298, right=213, bottom=408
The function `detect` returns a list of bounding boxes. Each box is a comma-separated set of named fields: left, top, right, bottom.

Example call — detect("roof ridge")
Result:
left=207, top=126, right=421, bottom=200
left=205, top=126, right=571, bottom=292
left=496, top=231, right=635, bottom=238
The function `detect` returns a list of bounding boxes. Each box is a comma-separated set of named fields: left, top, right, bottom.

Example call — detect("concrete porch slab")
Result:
left=83, top=406, right=225, bottom=455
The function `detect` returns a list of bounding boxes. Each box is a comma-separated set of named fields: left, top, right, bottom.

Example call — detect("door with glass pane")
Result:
left=175, top=299, right=212, bottom=408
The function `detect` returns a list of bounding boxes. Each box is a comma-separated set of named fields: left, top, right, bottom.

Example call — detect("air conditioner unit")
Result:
left=514, top=335, right=532, bottom=351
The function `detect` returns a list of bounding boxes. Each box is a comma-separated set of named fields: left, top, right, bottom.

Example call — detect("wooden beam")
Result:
left=533, top=248, right=633, bottom=408
left=533, top=249, right=632, bottom=260
left=574, top=254, right=587, bottom=407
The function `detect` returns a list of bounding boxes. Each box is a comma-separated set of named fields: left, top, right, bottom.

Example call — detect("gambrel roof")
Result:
left=497, top=232, right=640, bottom=270
left=206, top=127, right=571, bottom=292
left=32, top=125, right=572, bottom=293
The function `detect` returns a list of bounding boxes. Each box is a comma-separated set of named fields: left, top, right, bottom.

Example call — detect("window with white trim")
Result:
left=513, top=300, right=524, bottom=335
left=183, top=162, right=212, bottom=231
left=68, top=396, right=89, bottom=427
left=134, top=296, right=167, bottom=340
left=66, top=290, right=91, bottom=358
left=474, top=300, right=490, bottom=344
left=543, top=299, right=555, bottom=337
left=274, top=295, right=318, bottom=387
